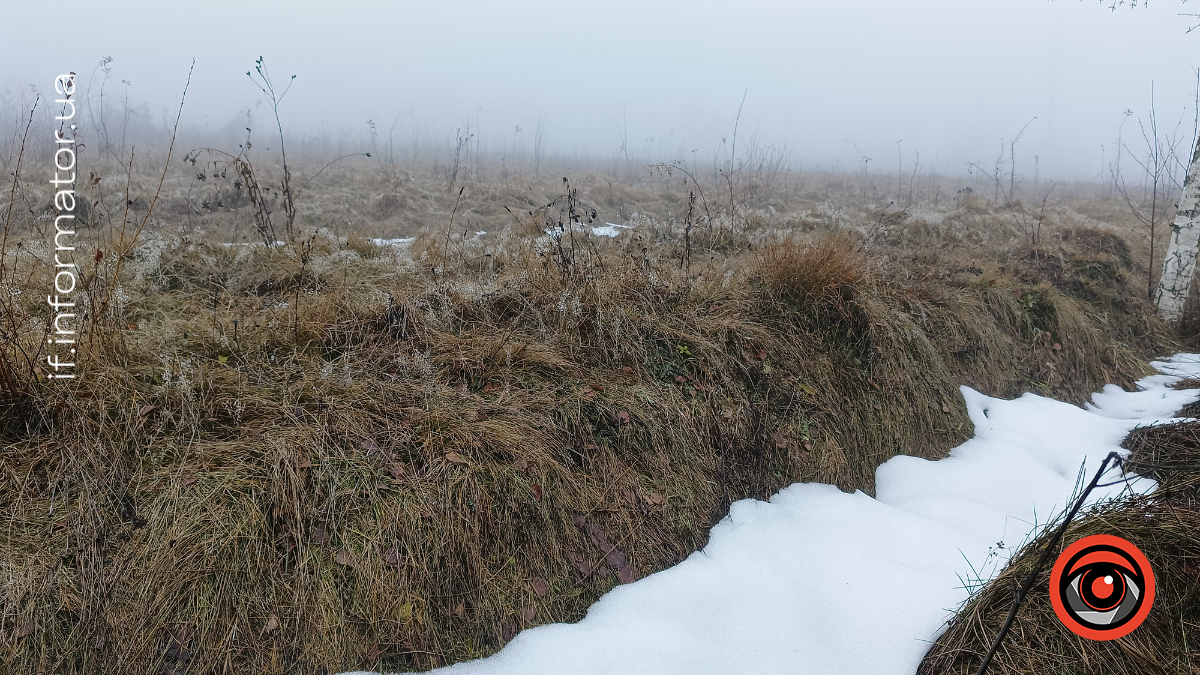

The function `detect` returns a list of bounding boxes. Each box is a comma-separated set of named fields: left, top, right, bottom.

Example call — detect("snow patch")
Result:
left=343, top=354, right=1200, bottom=675
left=543, top=222, right=633, bottom=239
left=370, top=237, right=416, bottom=247
left=591, top=222, right=632, bottom=237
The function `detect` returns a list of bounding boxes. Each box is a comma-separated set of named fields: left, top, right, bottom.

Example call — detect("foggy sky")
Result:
left=4, top=0, right=1199, bottom=179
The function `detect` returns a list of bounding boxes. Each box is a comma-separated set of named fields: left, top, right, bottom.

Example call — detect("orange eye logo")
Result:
left=1049, top=534, right=1154, bottom=640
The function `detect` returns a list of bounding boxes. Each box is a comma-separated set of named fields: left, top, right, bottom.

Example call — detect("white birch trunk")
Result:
left=1155, top=135, right=1200, bottom=324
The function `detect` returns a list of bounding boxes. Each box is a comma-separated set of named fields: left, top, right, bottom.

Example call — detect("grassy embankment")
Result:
left=0, top=161, right=1178, bottom=673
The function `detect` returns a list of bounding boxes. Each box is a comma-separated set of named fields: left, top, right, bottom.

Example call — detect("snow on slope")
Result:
left=345, top=355, right=1200, bottom=675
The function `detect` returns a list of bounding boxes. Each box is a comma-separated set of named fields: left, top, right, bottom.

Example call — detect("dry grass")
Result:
left=0, top=159, right=1182, bottom=674
left=918, top=421, right=1200, bottom=675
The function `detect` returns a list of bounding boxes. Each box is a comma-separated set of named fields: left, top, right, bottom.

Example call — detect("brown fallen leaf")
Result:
left=297, top=456, right=312, bottom=469
left=311, top=525, right=329, bottom=545
left=264, top=614, right=279, bottom=633
left=566, top=551, right=593, bottom=576
left=623, top=490, right=637, bottom=505
left=520, top=605, right=536, bottom=623
left=127, top=323, right=138, bottom=330
left=617, top=410, right=630, bottom=424
left=1052, top=343, right=1062, bottom=351
left=617, top=565, right=637, bottom=584
left=531, top=577, right=550, bottom=597
left=530, top=483, right=544, bottom=502
left=771, top=431, right=788, bottom=448
left=446, top=452, right=467, bottom=464
left=389, top=463, right=406, bottom=479
left=454, top=601, right=466, bottom=618
left=513, top=457, right=529, bottom=472
left=646, top=492, right=664, bottom=505
left=675, top=375, right=687, bottom=383
left=941, top=402, right=951, bottom=413
left=583, top=390, right=595, bottom=400
left=620, top=366, right=632, bottom=375
left=590, top=383, right=605, bottom=391
left=14, top=618, right=35, bottom=639
left=335, top=549, right=354, bottom=566
left=383, top=548, right=402, bottom=566
left=361, top=438, right=381, bottom=453
left=867, top=379, right=880, bottom=390
left=138, top=404, right=157, bottom=417
left=182, top=474, right=198, bottom=487
left=756, top=350, right=768, bottom=360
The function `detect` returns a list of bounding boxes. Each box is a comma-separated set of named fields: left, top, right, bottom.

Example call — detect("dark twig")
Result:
left=976, top=451, right=1125, bottom=675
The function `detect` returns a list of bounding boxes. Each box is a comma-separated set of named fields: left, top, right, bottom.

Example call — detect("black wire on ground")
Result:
left=975, top=451, right=1125, bottom=675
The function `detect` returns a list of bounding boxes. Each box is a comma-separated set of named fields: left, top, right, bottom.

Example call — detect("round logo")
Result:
left=1049, top=534, right=1154, bottom=640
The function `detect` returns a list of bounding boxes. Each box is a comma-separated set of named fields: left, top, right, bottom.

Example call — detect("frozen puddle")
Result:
left=345, top=354, right=1200, bottom=675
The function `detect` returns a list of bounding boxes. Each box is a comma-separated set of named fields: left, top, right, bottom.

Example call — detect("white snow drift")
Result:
left=345, top=355, right=1200, bottom=675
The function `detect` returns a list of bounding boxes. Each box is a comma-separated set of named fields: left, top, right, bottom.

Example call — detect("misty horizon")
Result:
left=4, top=0, right=1200, bottom=182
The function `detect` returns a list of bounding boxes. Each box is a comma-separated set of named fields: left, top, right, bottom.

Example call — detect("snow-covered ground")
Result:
left=345, top=355, right=1200, bottom=675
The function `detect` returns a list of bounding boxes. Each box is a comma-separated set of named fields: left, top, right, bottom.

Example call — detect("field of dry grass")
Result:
left=0, top=150, right=1190, bottom=673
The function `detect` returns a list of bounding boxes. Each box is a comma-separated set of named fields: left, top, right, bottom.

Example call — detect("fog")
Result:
left=3, top=0, right=1199, bottom=179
